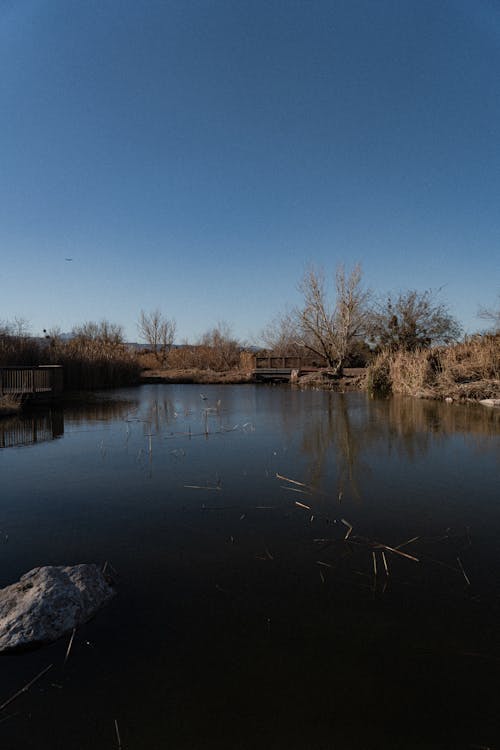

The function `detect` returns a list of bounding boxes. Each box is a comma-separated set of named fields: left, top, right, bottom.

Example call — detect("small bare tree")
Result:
left=478, top=296, right=500, bottom=334
left=197, top=322, right=241, bottom=371
left=138, top=309, right=176, bottom=365
left=369, top=290, right=461, bottom=351
left=296, top=263, right=370, bottom=375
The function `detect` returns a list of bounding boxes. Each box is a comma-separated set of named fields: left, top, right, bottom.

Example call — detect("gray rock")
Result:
left=479, top=398, right=500, bottom=408
left=0, top=564, right=115, bottom=652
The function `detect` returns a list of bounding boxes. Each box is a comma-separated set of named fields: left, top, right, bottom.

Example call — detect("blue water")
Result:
left=0, top=385, right=499, bottom=749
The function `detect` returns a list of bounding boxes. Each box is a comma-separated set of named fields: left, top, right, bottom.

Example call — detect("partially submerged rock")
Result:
left=0, top=564, right=115, bottom=652
left=479, top=398, right=500, bottom=408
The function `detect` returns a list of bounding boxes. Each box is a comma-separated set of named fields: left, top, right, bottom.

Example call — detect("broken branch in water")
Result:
left=0, top=664, right=53, bottom=713
left=275, top=473, right=308, bottom=488
left=341, top=518, right=353, bottom=540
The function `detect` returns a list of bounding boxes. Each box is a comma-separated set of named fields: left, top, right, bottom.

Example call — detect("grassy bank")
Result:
left=366, top=335, right=500, bottom=401
left=140, top=367, right=253, bottom=385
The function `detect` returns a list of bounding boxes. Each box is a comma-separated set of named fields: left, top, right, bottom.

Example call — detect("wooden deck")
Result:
left=0, top=366, right=63, bottom=399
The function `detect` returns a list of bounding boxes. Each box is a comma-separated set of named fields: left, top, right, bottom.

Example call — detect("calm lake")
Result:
left=1, top=385, right=499, bottom=749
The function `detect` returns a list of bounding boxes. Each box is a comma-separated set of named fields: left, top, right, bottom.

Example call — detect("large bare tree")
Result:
left=368, top=290, right=461, bottom=351
left=138, top=309, right=176, bottom=365
left=296, top=263, right=370, bottom=375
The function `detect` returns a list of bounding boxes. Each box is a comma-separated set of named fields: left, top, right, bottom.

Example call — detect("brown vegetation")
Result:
left=0, top=394, right=22, bottom=417
left=48, top=323, right=140, bottom=390
left=0, top=321, right=140, bottom=391
left=366, top=335, right=500, bottom=400
left=140, top=367, right=253, bottom=385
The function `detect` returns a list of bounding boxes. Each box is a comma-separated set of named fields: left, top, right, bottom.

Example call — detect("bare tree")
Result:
left=197, top=322, right=241, bottom=370
left=478, top=295, right=500, bottom=333
left=260, top=308, right=302, bottom=355
left=368, top=289, right=461, bottom=351
left=296, top=264, right=370, bottom=375
left=138, top=309, right=176, bottom=365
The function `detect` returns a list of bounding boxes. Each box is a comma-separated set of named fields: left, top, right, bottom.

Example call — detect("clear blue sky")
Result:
left=1, top=0, right=499, bottom=343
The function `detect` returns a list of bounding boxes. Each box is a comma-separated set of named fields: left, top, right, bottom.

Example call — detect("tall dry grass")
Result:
left=367, top=335, right=500, bottom=400
left=50, top=328, right=140, bottom=390
left=1, top=322, right=141, bottom=391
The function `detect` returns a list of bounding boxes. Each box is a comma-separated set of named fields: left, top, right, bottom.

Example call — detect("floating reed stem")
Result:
left=295, top=501, right=311, bottom=511
left=114, top=718, right=122, bottom=749
left=275, top=473, right=308, bottom=487
left=0, top=664, right=53, bottom=713
left=375, top=544, right=419, bottom=562
left=457, top=556, right=471, bottom=585
left=340, top=518, right=353, bottom=540
left=64, top=627, right=76, bottom=666
left=372, top=551, right=378, bottom=576
left=395, top=536, right=420, bottom=550
left=381, top=550, right=389, bottom=576
left=281, top=486, right=311, bottom=495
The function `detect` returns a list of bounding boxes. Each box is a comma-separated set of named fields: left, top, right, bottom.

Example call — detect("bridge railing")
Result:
left=253, top=355, right=327, bottom=370
left=0, top=365, right=63, bottom=396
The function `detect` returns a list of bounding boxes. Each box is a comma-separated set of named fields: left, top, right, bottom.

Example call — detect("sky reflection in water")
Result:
left=0, top=385, right=499, bottom=749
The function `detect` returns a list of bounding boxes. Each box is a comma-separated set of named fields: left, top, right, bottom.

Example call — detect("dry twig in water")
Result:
left=295, top=500, right=311, bottom=511
left=0, top=664, right=53, bottom=713
left=276, top=473, right=308, bottom=488
left=457, top=556, right=471, bottom=585
left=64, top=627, right=76, bottom=666
left=114, top=718, right=122, bottom=749
left=375, top=544, right=419, bottom=563
left=381, top=550, right=389, bottom=576
left=341, top=518, right=353, bottom=540
left=395, top=536, right=420, bottom=550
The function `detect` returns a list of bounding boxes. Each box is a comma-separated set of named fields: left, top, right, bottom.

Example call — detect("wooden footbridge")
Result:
left=252, top=355, right=327, bottom=382
left=0, top=365, right=63, bottom=400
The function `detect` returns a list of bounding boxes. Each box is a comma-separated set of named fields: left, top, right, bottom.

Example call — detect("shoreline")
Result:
left=139, top=366, right=499, bottom=404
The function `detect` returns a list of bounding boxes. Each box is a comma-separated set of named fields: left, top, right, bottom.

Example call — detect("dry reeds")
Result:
left=367, top=335, right=500, bottom=400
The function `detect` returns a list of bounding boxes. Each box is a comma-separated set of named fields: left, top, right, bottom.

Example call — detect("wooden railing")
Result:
left=253, top=356, right=327, bottom=370
left=0, top=366, right=63, bottom=396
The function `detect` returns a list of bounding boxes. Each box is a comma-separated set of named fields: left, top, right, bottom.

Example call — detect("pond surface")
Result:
left=0, top=385, right=499, bottom=749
